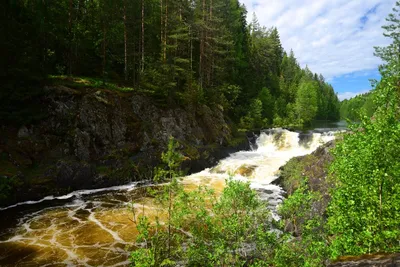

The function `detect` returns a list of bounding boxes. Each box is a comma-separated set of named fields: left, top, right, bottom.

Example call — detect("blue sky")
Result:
left=239, top=0, right=395, bottom=100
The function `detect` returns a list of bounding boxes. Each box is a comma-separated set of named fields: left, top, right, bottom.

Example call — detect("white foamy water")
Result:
left=0, top=128, right=336, bottom=266
left=184, top=129, right=336, bottom=219
left=0, top=182, right=142, bottom=211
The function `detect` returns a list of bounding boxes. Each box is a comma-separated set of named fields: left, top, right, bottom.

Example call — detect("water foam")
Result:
left=0, top=182, right=143, bottom=211
left=185, top=128, right=336, bottom=219
left=0, top=128, right=337, bottom=266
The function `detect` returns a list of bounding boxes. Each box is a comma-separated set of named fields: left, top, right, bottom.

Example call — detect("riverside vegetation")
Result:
left=128, top=3, right=400, bottom=266
left=130, top=137, right=277, bottom=266
left=1, top=0, right=341, bottom=209
left=1, top=0, right=400, bottom=266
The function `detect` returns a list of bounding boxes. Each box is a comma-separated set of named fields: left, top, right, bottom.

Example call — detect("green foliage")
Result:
left=154, top=137, right=185, bottom=183
left=258, top=87, right=275, bottom=121
left=279, top=155, right=316, bottom=195
left=48, top=76, right=134, bottom=93
left=271, top=6, right=400, bottom=265
left=185, top=179, right=276, bottom=266
left=130, top=179, right=278, bottom=266
left=130, top=248, right=155, bottom=267
left=130, top=138, right=277, bottom=266
left=327, top=5, right=400, bottom=258
left=328, top=68, right=400, bottom=258
left=295, top=79, right=319, bottom=125
left=340, top=92, right=376, bottom=121
left=239, top=98, right=268, bottom=130
left=373, top=1, right=400, bottom=67
left=274, top=179, right=330, bottom=267
left=218, top=84, right=242, bottom=111
left=3, top=0, right=340, bottom=126
left=130, top=136, right=186, bottom=266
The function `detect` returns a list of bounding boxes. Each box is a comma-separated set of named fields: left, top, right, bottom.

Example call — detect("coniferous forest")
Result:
left=1, top=0, right=340, bottom=127
left=2, top=1, right=400, bottom=267
left=340, top=92, right=376, bottom=121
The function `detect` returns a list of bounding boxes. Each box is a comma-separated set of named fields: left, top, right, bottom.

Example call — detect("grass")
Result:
left=47, top=75, right=135, bottom=93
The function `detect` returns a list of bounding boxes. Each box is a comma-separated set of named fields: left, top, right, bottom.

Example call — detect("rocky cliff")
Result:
left=0, top=85, right=249, bottom=206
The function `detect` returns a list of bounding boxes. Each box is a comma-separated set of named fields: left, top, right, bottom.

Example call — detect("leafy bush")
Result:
left=274, top=179, right=329, bottom=267
left=328, top=62, right=400, bottom=258
left=239, top=98, right=268, bottom=130
left=130, top=138, right=277, bottom=266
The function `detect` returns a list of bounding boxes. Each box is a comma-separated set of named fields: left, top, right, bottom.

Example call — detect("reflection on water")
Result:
left=0, top=128, right=337, bottom=266
left=310, top=120, right=348, bottom=133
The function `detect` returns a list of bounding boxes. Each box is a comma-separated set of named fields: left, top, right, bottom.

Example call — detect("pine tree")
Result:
left=374, top=1, right=400, bottom=67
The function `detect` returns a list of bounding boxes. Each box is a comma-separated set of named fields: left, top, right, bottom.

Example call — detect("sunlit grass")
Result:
left=48, top=75, right=135, bottom=93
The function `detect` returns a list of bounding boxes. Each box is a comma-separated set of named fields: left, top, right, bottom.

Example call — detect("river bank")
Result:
left=0, top=129, right=336, bottom=266
left=275, top=135, right=399, bottom=267
left=0, top=84, right=252, bottom=207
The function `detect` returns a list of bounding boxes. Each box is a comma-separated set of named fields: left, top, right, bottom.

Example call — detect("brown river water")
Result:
left=0, top=129, right=337, bottom=266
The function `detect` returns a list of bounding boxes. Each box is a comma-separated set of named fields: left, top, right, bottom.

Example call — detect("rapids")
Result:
left=0, top=128, right=337, bottom=266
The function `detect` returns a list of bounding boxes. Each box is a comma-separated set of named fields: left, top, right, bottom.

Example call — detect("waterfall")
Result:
left=183, top=128, right=336, bottom=219
left=0, top=128, right=337, bottom=266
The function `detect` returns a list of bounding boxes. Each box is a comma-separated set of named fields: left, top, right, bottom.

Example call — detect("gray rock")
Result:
left=74, top=129, right=91, bottom=161
left=17, top=126, right=30, bottom=138
left=1, top=85, right=241, bottom=206
left=56, top=161, right=94, bottom=189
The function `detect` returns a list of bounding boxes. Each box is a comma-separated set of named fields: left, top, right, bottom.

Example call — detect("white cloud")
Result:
left=338, top=90, right=371, bottom=101
left=240, top=0, right=395, bottom=80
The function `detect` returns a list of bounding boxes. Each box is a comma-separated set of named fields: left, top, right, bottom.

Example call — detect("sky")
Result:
left=239, top=0, right=395, bottom=100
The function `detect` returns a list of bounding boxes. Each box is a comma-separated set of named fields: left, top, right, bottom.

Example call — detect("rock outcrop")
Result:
left=276, top=141, right=400, bottom=267
left=0, top=85, right=249, bottom=206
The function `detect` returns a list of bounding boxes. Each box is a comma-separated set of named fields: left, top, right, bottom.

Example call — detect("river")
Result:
left=0, top=128, right=338, bottom=266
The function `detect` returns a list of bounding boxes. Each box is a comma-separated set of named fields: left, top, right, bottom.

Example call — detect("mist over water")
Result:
left=0, top=129, right=336, bottom=266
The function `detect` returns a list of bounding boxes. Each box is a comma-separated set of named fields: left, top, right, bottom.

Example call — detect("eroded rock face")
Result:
left=55, top=161, right=94, bottom=189
left=0, top=85, right=239, bottom=206
left=131, top=95, right=230, bottom=150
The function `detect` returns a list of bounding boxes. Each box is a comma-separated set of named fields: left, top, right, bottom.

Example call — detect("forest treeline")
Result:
left=128, top=2, right=400, bottom=266
left=1, top=0, right=340, bottom=127
left=340, top=92, right=376, bottom=121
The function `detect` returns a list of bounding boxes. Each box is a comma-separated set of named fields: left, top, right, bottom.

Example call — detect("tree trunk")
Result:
left=102, top=23, right=106, bottom=85
left=208, top=0, right=213, bottom=85
left=133, top=41, right=136, bottom=86
left=141, top=0, right=145, bottom=73
left=189, top=25, right=193, bottom=94
left=379, top=180, right=383, bottom=230
left=199, top=0, right=206, bottom=87
left=123, top=0, right=128, bottom=81
left=168, top=186, right=172, bottom=257
left=68, top=0, right=73, bottom=76
left=160, top=0, right=164, bottom=62
left=164, top=0, right=168, bottom=63
left=41, top=1, right=48, bottom=73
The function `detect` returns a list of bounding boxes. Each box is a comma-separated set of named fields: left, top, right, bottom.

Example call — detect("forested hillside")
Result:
left=124, top=2, right=400, bottom=265
left=340, top=92, right=376, bottom=121
left=1, top=0, right=339, bottom=127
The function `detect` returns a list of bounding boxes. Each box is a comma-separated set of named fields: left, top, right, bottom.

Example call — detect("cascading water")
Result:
left=183, top=129, right=336, bottom=219
left=0, top=129, right=336, bottom=266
